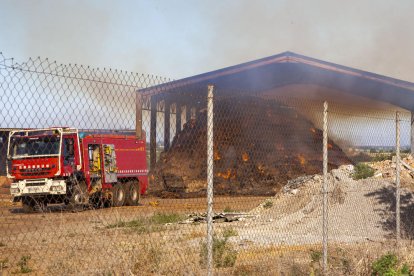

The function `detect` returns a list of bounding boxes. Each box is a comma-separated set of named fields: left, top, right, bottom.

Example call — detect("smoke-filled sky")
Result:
left=1, top=0, right=414, bottom=81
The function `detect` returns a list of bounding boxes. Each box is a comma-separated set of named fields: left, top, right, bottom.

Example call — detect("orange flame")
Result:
left=297, top=154, right=307, bottom=166
left=328, top=143, right=333, bottom=149
left=242, top=152, right=249, bottom=162
left=214, top=151, right=221, bottom=161
left=217, top=169, right=235, bottom=180
left=310, top=127, right=316, bottom=133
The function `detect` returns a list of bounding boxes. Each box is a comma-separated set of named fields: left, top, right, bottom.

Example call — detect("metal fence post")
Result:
left=322, top=101, right=329, bottom=274
left=206, top=84, right=215, bottom=276
left=411, top=111, right=413, bottom=157
left=135, top=92, right=143, bottom=139
left=396, top=111, right=401, bottom=248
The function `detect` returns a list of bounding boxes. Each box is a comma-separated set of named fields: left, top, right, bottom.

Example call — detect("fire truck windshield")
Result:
left=10, top=136, right=61, bottom=158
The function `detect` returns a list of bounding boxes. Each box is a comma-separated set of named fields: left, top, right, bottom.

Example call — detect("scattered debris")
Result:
left=283, top=175, right=314, bottom=194
left=401, top=158, right=414, bottom=173
left=180, top=212, right=254, bottom=224
left=370, top=155, right=414, bottom=185
left=331, top=165, right=354, bottom=181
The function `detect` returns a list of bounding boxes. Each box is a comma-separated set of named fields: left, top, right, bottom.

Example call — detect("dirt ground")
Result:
left=1, top=163, right=414, bottom=275
left=0, top=195, right=267, bottom=235
left=0, top=195, right=269, bottom=275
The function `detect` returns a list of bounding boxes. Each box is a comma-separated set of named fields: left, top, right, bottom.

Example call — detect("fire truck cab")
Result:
left=7, top=127, right=148, bottom=211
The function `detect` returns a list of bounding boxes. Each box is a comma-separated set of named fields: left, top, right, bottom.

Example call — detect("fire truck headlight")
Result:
left=10, top=188, right=20, bottom=194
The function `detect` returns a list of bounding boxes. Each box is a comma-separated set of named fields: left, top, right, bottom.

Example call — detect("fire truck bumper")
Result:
left=10, top=179, right=67, bottom=197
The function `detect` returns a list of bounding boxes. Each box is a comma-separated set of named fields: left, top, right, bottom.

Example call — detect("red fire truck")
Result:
left=7, top=127, right=148, bottom=211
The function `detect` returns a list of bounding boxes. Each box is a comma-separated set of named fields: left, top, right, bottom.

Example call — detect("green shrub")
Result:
left=353, top=163, right=375, bottom=180
left=222, top=227, right=238, bottom=238
left=372, top=153, right=394, bottom=162
left=0, top=258, right=8, bottom=269
left=310, top=250, right=322, bottom=263
left=401, top=264, right=411, bottom=275
left=263, top=199, right=273, bottom=209
left=106, top=213, right=183, bottom=234
left=150, top=213, right=183, bottom=224
left=199, top=235, right=238, bottom=268
left=106, top=218, right=145, bottom=229
left=309, top=250, right=322, bottom=275
left=223, top=206, right=234, bottom=213
left=371, top=253, right=412, bottom=276
left=17, top=255, right=32, bottom=274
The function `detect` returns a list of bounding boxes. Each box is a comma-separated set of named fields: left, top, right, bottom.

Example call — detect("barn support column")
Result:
left=176, top=102, right=182, bottom=134
left=150, top=96, right=157, bottom=171
left=164, top=98, right=171, bottom=151
left=411, top=111, right=414, bottom=157
left=135, top=92, right=142, bottom=139
left=186, top=104, right=191, bottom=123
left=193, top=106, right=198, bottom=119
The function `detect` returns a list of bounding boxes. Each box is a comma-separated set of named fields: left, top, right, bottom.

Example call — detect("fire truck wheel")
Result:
left=111, top=184, right=126, bottom=207
left=90, top=192, right=104, bottom=209
left=22, top=197, right=47, bottom=213
left=126, top=181, right=140, bottom=206
left=69, top=182, right=88, bottom=210
left=22, top=197, right=36, bottom=213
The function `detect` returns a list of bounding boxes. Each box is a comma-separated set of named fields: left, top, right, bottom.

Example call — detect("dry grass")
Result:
left=225, top=242, right=414, bottom=276
left=186, top=229, right=206, bottom=239
left=2, top=228, right=414, bottom=275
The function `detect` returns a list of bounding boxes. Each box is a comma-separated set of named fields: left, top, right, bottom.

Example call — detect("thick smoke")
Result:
left=0, top=0, right=412, bottom=147
left=1, top=0, right=414, bottom=81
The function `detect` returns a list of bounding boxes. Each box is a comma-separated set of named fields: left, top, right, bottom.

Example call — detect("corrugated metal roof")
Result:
left=139, top=51, right=414, bottom=110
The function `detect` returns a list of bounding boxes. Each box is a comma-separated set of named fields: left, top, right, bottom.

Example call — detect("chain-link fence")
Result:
left=1, top=52, right=414, bottom=275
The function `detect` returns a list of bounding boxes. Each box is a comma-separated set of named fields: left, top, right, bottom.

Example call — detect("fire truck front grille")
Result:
left=20, top=168, right=52, bottom=177
left=23, top=178, right=48, bottom=187
left=26, top=181, right=46, bottom=187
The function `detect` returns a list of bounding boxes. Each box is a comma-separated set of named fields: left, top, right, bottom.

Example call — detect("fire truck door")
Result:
left=103, top=144, right=117, bottom=183
left=63, top=137, right=76, bottom=173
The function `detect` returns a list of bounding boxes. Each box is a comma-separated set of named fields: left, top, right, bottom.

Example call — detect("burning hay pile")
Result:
left=151, top=96, right=351, bottom=197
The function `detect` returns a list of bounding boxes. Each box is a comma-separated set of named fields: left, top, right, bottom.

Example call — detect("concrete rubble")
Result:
left=230, top=161, right=414, bottom=246
left=370, top=155, right=414, bottom=181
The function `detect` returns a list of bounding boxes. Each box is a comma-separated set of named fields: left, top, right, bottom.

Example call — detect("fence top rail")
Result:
left=0, top=52, right=173, bottom=89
